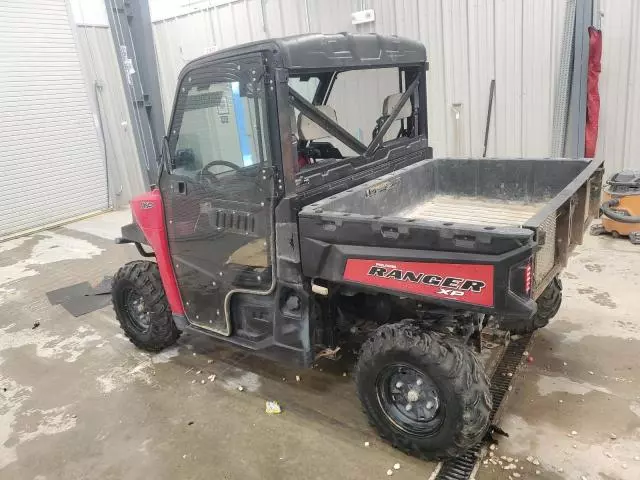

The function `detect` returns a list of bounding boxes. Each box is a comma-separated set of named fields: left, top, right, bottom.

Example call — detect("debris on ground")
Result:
left=605, top=452, right=613, bottom=458
left=393, top=463, right=400, bottom=470
left=182, top=454, right=187, bottom=459
left=610, top=433, right=617, bottom=440
left=386, top=469, right=393, bottom=476
left=32, top=321, right=40, bottom=329
left=191, top=380, right=196, bottom=384
left=512, top=473, right=520, bottom=478
left=237, top=385, right=244, bottom=392
left=295, top=375, right=301, bottom=382
left=570, top=430, right=578, bottom=436
left=634, top=455, right=640, bottom=461
left=265, top=401, right=282, bottom=414
left=315, top=346, right=341, bottom=360
left=196, top=370, right=202, bottom=374
left=200, top=380, right=205, bottom=384
left=208, top=374, right=216, bottom=382
left=622, top=463, right=628, bottom=469
left=187, top=421, right=194, bottom=426
left=563, top=362, right=568, bottom=366
left=343, top=372, right=347, bottom=377
left=535, top=470, right=541, bottom=475
left=192, top=353, right=196, bottom=356
left=588, top=371, right=594, bottom=375
left=489, top=444, right=497, bottom=450
left=364, top=441, right=370, bottom=447
left=207, top=359, right=213, bottom=364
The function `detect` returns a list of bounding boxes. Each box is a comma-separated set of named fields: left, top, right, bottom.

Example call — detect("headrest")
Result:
left=382, top=93, right=412, bottom=118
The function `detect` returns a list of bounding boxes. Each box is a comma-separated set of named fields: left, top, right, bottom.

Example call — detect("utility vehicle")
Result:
left=112, top=33, right=604, bottom=459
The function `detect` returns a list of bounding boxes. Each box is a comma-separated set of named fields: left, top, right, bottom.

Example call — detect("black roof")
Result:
left=186, top=33, right=427, bottom=72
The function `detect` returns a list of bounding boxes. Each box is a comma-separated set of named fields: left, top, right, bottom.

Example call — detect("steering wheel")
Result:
left=198, top=160, right=242, bottom=182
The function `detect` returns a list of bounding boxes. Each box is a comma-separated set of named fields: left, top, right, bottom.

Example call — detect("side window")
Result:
left=171, top=78, right=267, bottom=178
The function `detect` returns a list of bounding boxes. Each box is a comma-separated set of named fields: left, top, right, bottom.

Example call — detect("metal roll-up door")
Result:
left=0, top=0, right=108, bottom=237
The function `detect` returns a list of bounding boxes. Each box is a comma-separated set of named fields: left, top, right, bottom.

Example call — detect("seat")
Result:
left=382, top=93, right=412, bottom=119
left=296, top=106, right=340, bottom=168
left=297, top=105, right=338, bottom=141
left=373, top=93, right=413, bottom=140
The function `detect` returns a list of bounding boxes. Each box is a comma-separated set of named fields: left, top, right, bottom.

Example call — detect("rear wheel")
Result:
left=506, top=276, right=562, bottom=335
left=112, top=260, right=180, bottom=352
left=355, top=321, right=491, bottom=460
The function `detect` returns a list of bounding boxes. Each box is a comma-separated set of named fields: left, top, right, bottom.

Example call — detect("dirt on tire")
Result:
left=354, top=321, right=491, bottom=460
left=112, top=260, right=181, bottom=352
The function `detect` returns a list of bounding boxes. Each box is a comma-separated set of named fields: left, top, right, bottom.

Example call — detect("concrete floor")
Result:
left=0, top=210, right=639, bottom=480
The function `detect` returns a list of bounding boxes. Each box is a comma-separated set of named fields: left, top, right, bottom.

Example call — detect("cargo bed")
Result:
left=298, top=158, right=603, bottom=311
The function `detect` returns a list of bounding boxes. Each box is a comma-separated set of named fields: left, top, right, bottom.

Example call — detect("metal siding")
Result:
left=75, top=25, right=146, bottom=207
left=0, top=0, right=108, bottom=237
left=150, top=0, right=577, bottom=161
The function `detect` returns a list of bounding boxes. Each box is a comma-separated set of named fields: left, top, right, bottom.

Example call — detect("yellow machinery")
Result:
left=591, top=170, right=640, bottom=244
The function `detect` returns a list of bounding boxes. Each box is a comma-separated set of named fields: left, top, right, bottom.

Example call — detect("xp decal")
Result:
left=343, top=259, right=494, bottom=306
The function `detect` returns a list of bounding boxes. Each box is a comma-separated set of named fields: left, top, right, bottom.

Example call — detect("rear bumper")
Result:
left=303, top=241, right=537, bottom=318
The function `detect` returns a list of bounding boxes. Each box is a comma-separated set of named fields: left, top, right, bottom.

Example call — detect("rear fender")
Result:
left=128, top=189, right=185, bottom=315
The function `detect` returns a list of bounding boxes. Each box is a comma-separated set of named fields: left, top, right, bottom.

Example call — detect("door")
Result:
left=160, top=54, right=274, bottom=335
left=0, top=0, right=108, bottom=237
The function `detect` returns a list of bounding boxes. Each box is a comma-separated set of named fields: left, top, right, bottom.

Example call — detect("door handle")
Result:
left=176, top=181, right=186, bottom=195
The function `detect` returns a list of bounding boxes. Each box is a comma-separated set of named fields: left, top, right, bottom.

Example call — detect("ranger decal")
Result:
left=343, top=259, right=494, bottom=307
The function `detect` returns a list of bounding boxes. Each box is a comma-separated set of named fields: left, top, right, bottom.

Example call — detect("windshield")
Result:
left=169, top=73, right=267, bottom=178
left=288, top=67, right=419, bottom=175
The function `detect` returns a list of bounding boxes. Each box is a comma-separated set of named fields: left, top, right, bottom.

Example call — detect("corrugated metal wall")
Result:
left=75, top=25, right=146, bottom=207
left=152, top=0, right=570, bottom=160
left=150, top=0, right=640, bottom=173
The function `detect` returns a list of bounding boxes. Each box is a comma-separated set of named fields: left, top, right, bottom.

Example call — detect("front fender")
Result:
left=125, top=189, right=185, bottom=315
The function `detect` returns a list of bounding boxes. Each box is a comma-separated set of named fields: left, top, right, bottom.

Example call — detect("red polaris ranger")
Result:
left=112, top=33, right=603, bottom=459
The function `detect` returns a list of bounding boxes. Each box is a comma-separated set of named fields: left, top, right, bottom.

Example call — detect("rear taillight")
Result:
left=509, top=257, right=534, bottom=299
left=524, top=261, right=532, bottom=295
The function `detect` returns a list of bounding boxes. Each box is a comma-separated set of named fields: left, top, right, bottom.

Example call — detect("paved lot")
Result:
left=0, top=210, right=639, bottom=480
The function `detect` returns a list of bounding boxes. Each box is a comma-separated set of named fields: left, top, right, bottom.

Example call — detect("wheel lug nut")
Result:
left=426, top=401, right=434, bottom=409
left=405, top=403, right=412, bottom=412
left=416, top=379, right=423, bottom=386
left=396, top=382, right=404, bottom=389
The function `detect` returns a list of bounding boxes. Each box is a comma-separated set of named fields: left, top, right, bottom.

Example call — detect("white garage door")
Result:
left=0, top=0, right=108, bottom=237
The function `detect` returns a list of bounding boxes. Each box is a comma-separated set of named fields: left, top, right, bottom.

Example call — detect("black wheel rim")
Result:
left=376, top=363, right=444, bottom=436
left=122, top=287, right=151, bottom=334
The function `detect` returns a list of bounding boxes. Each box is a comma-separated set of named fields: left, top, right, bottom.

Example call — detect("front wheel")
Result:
left=112, top=260, right=180, bottom=352
left=355, top=321, right=492, bottom=460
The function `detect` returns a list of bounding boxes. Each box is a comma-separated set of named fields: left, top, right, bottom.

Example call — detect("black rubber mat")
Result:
left=60, top=294, right=111, bottom=317
left=435, top=334, right=533, bottom=480
left=47, top=276, right=113, bottom=317
left=46, top=282, right=92, bottom=305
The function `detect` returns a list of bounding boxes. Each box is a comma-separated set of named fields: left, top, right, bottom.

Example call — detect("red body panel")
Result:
left=130, top=189, right=185, bottom=315
left=343, top=259, right=495, bottom=307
